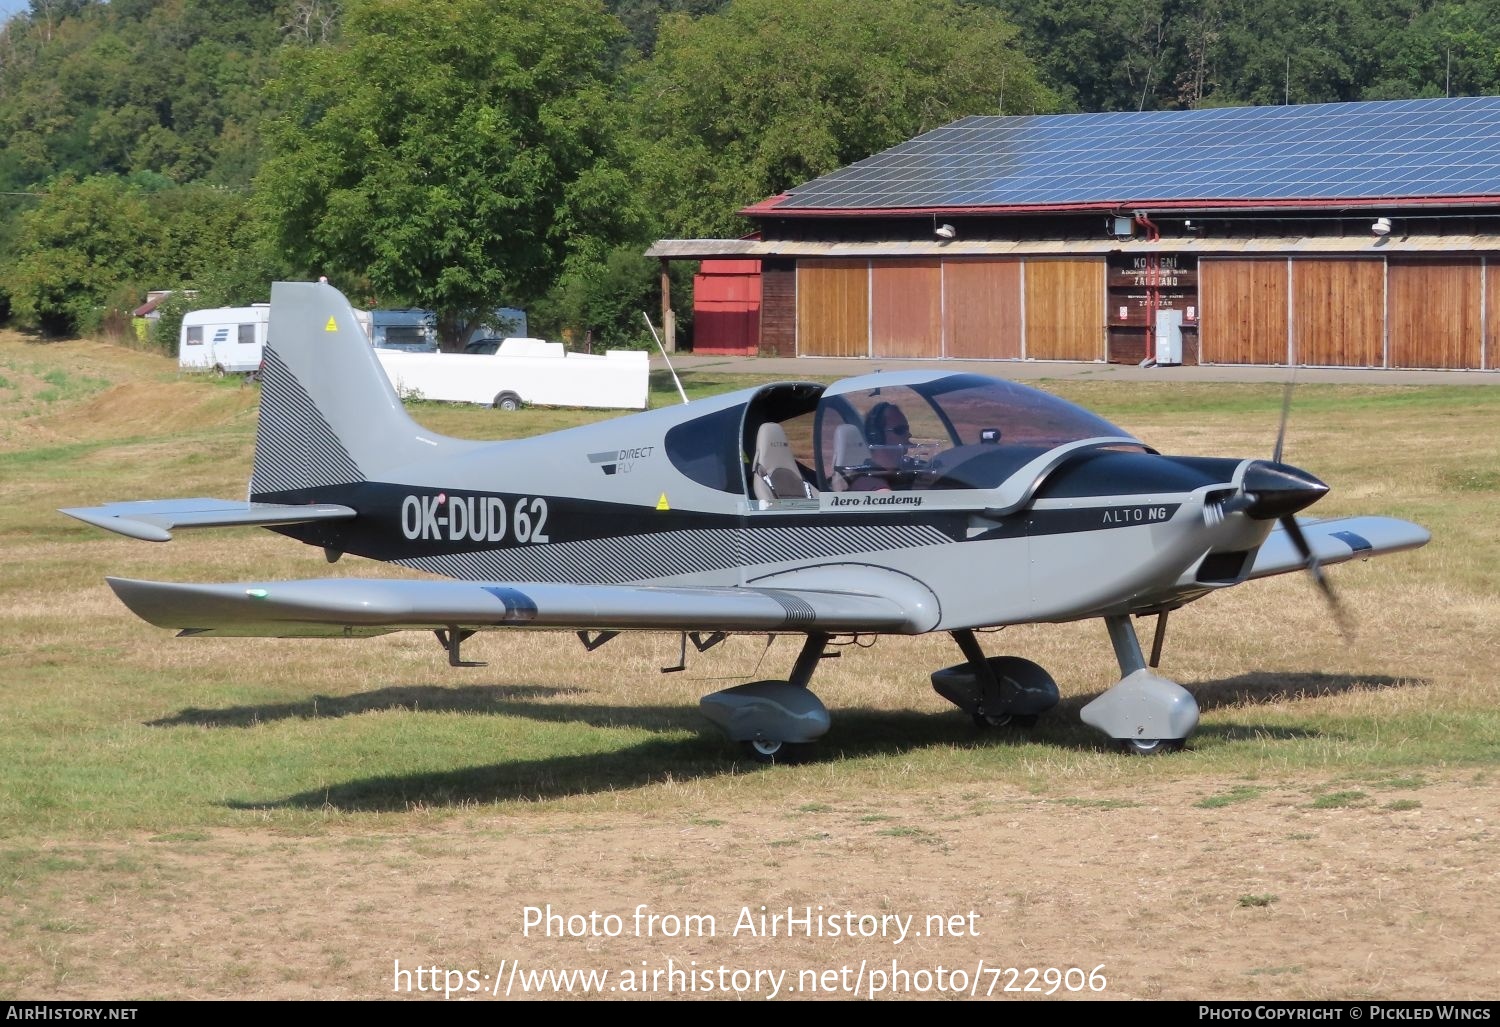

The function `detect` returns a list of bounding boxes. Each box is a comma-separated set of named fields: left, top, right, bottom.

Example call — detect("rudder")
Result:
left=250, top=281, right=450, bottom=501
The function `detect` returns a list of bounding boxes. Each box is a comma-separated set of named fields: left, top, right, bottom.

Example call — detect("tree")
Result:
left=1, top=174, right=157, bottom=335
left=255, top=0, right=635, bottom=345
left=628, top=0, right=1057, bottom=239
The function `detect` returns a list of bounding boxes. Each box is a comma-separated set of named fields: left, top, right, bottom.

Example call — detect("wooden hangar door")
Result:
left=872, top=259, right=942, bottom=358
left=796, top=260, right=869, bottom=357
left=1200, top=259, right=1290, bottom=365
left=943, top=259, right=1022, bottom=359
left=1292, top=259, right=1384, bottom=367
left=1024, top=258, right=1105, bottom=361
left=1387, top=258, right=1483, bottom=369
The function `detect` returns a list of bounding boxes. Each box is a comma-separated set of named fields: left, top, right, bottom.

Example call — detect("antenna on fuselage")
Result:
left=642, top=312, right=689, bottom=405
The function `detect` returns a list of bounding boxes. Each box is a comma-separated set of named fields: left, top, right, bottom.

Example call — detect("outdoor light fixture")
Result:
left=1371, top=217, right=1392, bottom=236
left=934, top=223, right=956, bottom=240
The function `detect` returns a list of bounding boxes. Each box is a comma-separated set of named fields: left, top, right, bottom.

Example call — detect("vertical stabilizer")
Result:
left=250, top=281, right=447, bottom=500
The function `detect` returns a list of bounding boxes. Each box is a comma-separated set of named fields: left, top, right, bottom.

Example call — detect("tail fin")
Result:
left=250, top=281, right=447, bottom=500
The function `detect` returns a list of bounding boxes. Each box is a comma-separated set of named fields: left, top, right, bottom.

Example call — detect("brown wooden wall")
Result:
left=1487, top=261, right=1499, bottom=370
left=757, top=259, right=796, bottom=357
left=1388, top=259, right=1483, bottom=369
left=1023, top=259, right=1104, bottom=360
left=872, top=259, right=942, bottom=358
left=1292, top=259, right=1384, bottom=367
left=1201, top=259, right=1289, bottom=364
left=944, top=259, right=1022, bottom=358
left=768, top=253, right=1495, bottom=369
left=797, top=260, right=868, bottom=357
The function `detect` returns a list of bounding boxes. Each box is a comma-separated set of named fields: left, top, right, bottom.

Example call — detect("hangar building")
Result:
left=648, top=95, right=1500, bottom=370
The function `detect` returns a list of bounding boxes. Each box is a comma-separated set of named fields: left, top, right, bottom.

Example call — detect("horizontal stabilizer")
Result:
left=105, top=576, right=916, bottom=637
left=1247, top=515, right=1429, bottom=580
left=61, top=498, right=356, bottom=542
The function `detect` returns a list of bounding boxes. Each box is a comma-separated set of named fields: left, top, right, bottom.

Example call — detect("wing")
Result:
left=60, top=498, right=355, bottom=542
left=1246, top=515, right=1429, bottom=580
left=105, top=576, right=920, bottom=638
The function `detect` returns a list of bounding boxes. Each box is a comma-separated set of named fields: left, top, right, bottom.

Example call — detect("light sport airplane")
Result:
left=63, top=281, right=1430, bottom=761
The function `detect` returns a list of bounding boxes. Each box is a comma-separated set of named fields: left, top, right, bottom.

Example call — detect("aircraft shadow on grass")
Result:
left=174, top=671, right=1422, bottom=812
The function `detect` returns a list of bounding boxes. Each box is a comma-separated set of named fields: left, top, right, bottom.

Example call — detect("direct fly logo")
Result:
left=589, top=445, right=654, bottom=476
left=400, top=492, right=552, bottom=545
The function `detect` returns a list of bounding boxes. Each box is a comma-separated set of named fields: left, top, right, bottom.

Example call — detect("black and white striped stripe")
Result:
left=250, top=349, right=363, bottom=496
left=393, top=523, right=951, bottom=584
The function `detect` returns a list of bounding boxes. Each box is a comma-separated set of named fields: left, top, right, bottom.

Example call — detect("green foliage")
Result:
left=255, top=0, right=636, bottom=342
left=606, top=0, right=727, bottom=57
left=2, top=175, right=157, bottom=335
left=536, top=244, right=693, bottom=349
left=987, top=0, right=1500, bottom=111
left=629, top=0, right=1057, bottom=238
left=0, top=173, right=276, bottom=337
left=0, top=0, right=281, bottom=191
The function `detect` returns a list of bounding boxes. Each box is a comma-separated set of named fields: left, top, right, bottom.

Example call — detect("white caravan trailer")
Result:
left=179, top=305, right=269, bottom=375
left=180, top=304, right=372, bottom=375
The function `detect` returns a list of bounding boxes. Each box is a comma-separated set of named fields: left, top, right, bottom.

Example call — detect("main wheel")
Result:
left=972, top=711, right=1039, bottom=729
left=742, top=739, right=811, bottom=765
left=1120, top=737, right=1184, bottom=756
left=493, top=391, right=521, bottom=411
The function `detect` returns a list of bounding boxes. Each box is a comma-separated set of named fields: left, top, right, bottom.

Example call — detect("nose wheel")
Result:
left=1120, top=737, right=1185, bottom=756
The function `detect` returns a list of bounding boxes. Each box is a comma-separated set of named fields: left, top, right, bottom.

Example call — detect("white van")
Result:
left=180, top=303, right=371, bottom=375
left=179, top=305, right=269, bottom=375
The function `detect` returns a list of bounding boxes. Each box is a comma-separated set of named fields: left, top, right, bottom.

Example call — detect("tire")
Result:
left=1120, top=737, right=1184, bottom=756
left=743, top=739, right=813, bottom=765
left=493, top=391, right=522, bottom=411
left=972, top=712, right=1039, bottom=729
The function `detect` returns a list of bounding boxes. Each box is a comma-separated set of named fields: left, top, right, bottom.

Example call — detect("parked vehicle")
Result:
left=179, top=306, right=269, bottom=376
left=375, top=337, right=649, bottom=410
left=181, top=304, right=371, bottom=376
left=464, top=307, right=528, bottom=345
left=371, top=308, right=438, bottom=353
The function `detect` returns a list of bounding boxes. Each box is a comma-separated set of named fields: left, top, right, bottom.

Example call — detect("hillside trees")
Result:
left=628, top=0, right=1057, bottom=239
left=0, top=0, right=281, bottom=191
left=1, top=174, right=272, bottom=336
left=255, top=0, right=638, bottom=346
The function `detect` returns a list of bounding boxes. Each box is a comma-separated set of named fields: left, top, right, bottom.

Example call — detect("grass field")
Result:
left=1, top=330, right=1497, bottom=1000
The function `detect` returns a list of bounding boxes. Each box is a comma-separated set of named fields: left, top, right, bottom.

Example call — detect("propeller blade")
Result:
left=1272, top=379, right=1294, bottom=465
left=1280, top=515, right=1354, bottom=641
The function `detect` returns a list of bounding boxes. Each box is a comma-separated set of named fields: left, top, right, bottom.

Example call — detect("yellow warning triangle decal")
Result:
left=324, top=317, right=338, bottom=332
left=656, top=493, right=671, bottom=511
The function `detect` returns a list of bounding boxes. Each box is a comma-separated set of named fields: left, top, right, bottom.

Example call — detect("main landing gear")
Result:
left=698, top=632, right=835, bottom=764
left=930, top=629, right=1061, bottom=729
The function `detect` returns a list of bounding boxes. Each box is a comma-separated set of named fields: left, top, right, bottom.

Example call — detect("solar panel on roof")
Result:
left=766, top=97, right=1500, bottom=211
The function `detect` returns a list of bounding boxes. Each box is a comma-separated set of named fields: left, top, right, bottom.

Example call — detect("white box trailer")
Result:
left=374, top=338, right=650, bottom=410
left=180, top=304, right=371, bottom=375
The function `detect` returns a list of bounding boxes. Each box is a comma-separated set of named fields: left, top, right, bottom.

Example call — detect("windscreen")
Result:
left=817, top=374, right=1142, bottom=492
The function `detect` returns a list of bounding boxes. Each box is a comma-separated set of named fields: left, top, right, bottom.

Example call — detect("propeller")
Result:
left=1277, top=512, right=1353, bottom=640
left=1271, top=377, right=1352, bottom=638
left=1222, top=379, right=1353, bottom=640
